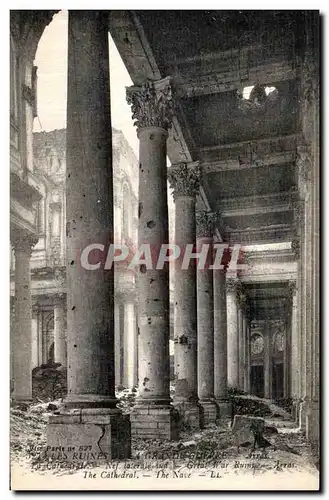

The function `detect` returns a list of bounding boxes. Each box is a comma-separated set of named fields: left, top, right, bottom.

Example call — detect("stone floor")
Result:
left=10, top=395, right=319, bottom=490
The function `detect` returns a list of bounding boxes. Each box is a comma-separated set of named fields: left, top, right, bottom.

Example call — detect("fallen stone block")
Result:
left=231, top=415, right=265, bottom=447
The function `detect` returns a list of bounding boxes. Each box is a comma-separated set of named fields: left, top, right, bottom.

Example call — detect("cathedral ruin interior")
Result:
left=10, top=10, right=320, bottom=470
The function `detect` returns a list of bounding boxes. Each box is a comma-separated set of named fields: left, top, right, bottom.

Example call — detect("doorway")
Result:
left=250, top=364, right=264, bottom=398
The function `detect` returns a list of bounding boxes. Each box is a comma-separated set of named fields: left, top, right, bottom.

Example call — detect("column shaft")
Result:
left=243, top=313, right=250, bottom=393
left=114, top=302, right=121, bottom=387
left=227, top=284, right=239, bottom=388
left=168, top=162, right=201, bottom=428
left=238, top=306, right=244, bottom=390
left=11, top=235, right=35, bottom=401
left=126, top=77, right=178, bottom=440
left=47, top=12, right=131, bottom=462
left=65, top=11, right=115, bottom=406
left=136, top=127, right=170, bottom=403
left=213, top=268, right=230, bottom=416
left=197, top=235, right=216, bottom=424
left=174, top=197, right=197, bottom=403
left=124, top=302, right=137, bottom=389
left=54, top=302, right=66, bottom=367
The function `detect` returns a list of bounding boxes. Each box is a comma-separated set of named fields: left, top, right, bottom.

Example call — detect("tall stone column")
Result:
left=226, top=278, right=240, bottom=388
left=54, top=299, right=66, bottom=367
left=237, top=293, right=247, bottom=391
left=264, top=324, right=272, bottom=399
left=47, top=11, right=131, bottom=461
left=196, top=211, right=218, bottom=425
left=296, top=144, right=311, bottom=430
left=114, top=302, right=121, bottom=387
left=124, top=301, right=138, bottom=389
left=289, top=280, right=299, bottom=417
left=213, top=267, right=231, bottom=416
left=243, top=306, right=251, bottom=393
left=11, top=230, right=37, bottom=402
left=126, top=77, right=178, bottom=440
left=168, top=162, right=201, bottom=428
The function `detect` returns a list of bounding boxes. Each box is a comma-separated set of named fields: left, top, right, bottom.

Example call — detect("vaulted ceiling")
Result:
left=109, top=10, right=306, bottom=248
left=108, top=10, right=309, bottom=314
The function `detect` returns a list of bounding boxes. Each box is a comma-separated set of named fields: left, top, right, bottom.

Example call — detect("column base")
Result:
left=130, top=403, right=179, bottom=441
left=215, top=400, right=232, bottom=420
left=199, top=400, right=217, bottom=426
left=11, top=396, right=33, bottom=404
left=47, top=408, right=131, bottom=465
left=173, top=400, right=202, bottom=430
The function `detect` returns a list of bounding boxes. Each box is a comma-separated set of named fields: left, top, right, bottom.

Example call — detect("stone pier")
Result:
left=126, top=77, right=179, bottom=440
left=243, top=308, right=251, bottom=393
left=237, top=300, right=244, bottom=391
left=168, top=162, right=201, bottom=429
left=47, top=11, right=131, bottom=461
left=123, top=301, right=138, bottom=389
left=11, top=230, right=37, bottom=402
left=226, top=278, right=239, bottom=389
left=54, top=299, right=66, bottom=367
left=196, top=211, right=218, bottom=425
left=213, top=267, right=231, bottom=417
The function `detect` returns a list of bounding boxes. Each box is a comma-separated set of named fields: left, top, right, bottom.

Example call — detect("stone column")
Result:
left=213, top=267, right=231, bottom=417
left=296, top=144, right=311, bottom=430
left=114, top=302, right=121, bottom=387
left=167, top=162, right=201, bottom=428
left=264, top=324, right=272, bottom=399
left=11, top=230, right=37, bottom=402
left=47, top=11, right=131, bottom=461
left=54, top=299, right=66, bottom=367
left=238, top=293, right=247, bottom=392
left=226, top=278, right=240, bottom=389
left=126, top=77, right=178, bottom=440
left=124, top=301, right=138, bottom=389
left=196, top=211, right=218, bottom=425
left=243, top=306, right=251, bottom=393
left=289, top=281, right=299, bottom=412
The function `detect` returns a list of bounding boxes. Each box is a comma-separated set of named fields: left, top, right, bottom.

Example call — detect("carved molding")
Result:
left=196, top=211, right=219, bottom=238
left=168, top=162, right=201, bottom=200
left=126, top=77, right=173, bottom=132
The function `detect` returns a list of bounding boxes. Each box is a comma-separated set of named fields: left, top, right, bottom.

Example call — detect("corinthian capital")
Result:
left=126, top=77, right=173, bottom=133
left=168, top=162, right=201, bottom=200
left=11, top=229, right=38, bottom=255
left=196, top=211, right=220, bottom=238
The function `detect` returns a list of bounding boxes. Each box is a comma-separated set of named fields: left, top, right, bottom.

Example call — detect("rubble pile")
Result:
left=32, top=363, right=67, bottom=402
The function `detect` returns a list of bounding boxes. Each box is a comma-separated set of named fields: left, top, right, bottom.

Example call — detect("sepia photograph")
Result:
left=9, top=8, right=320, bottom=491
